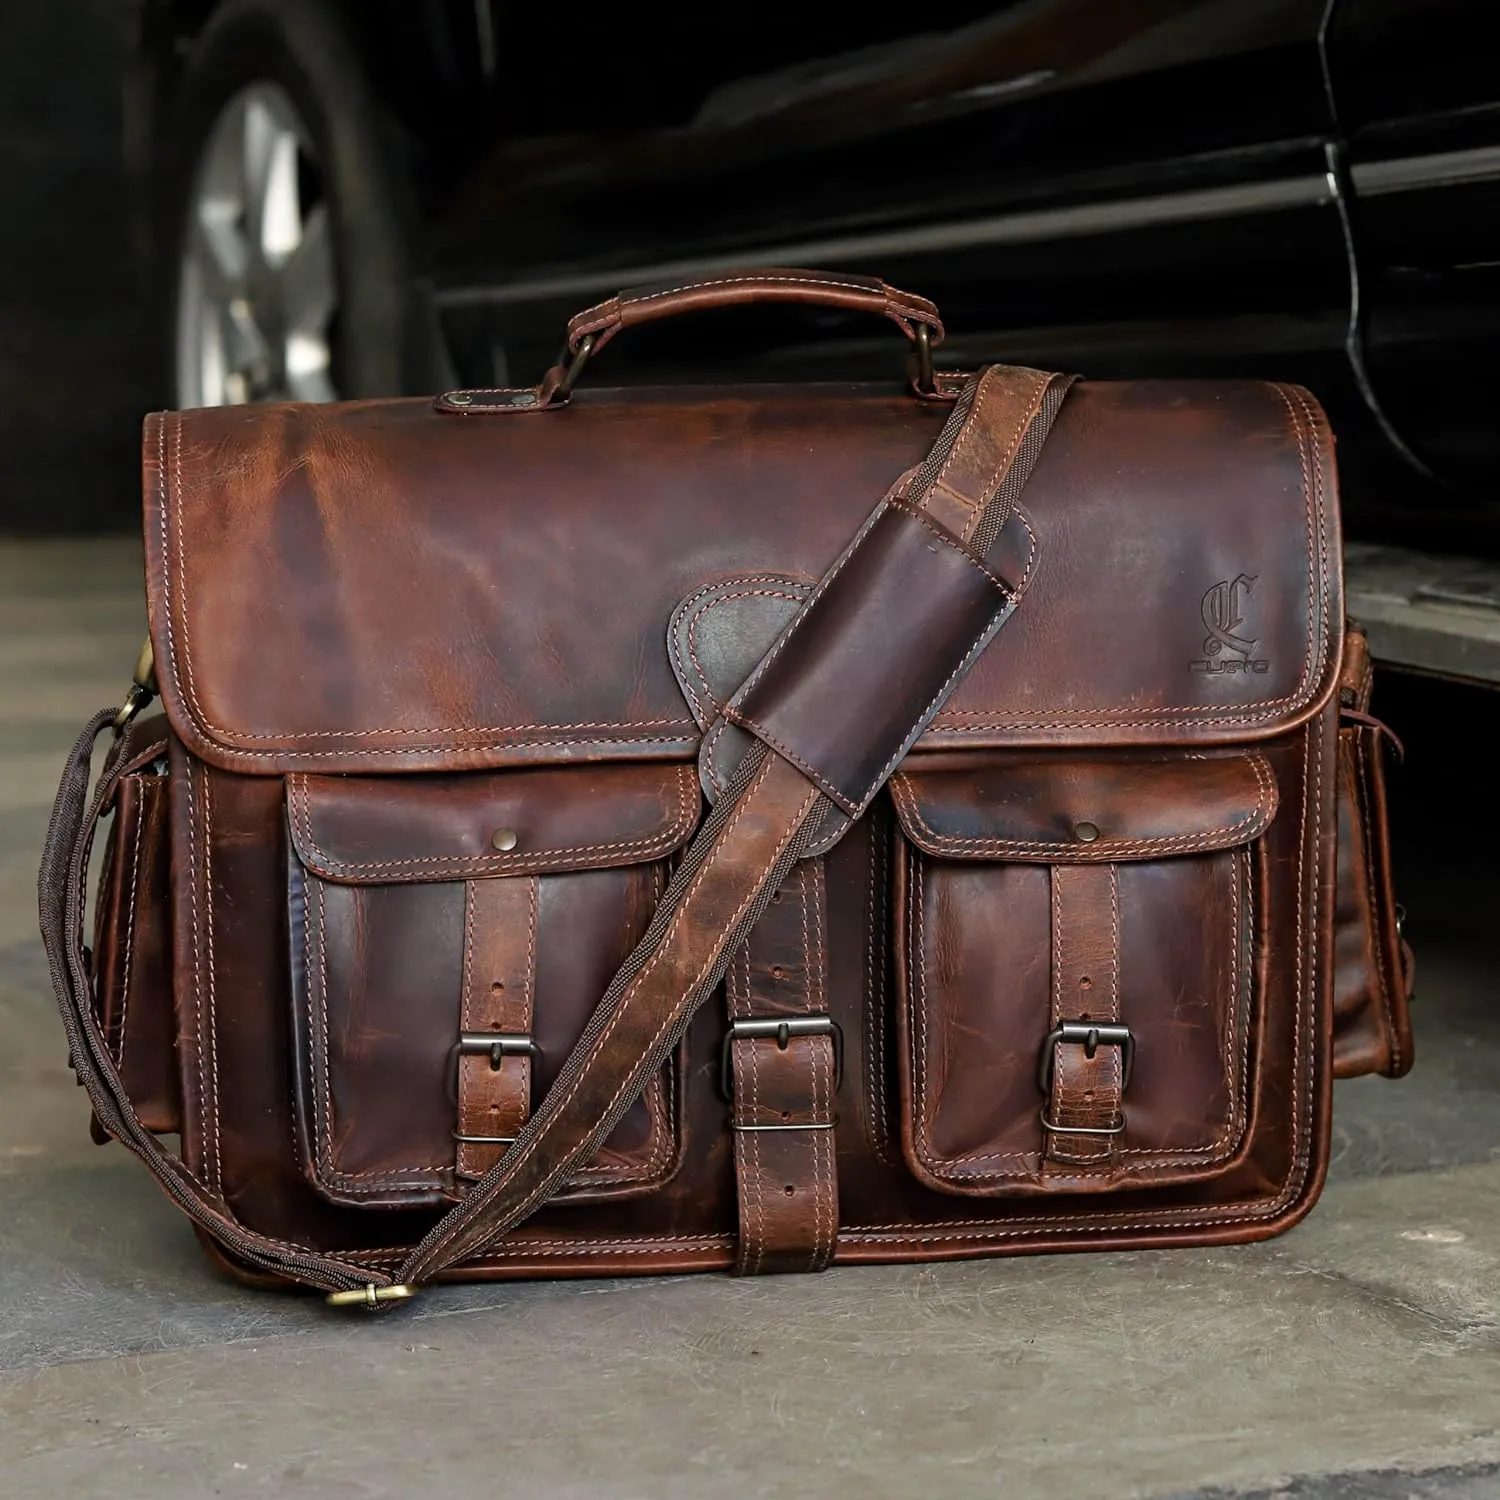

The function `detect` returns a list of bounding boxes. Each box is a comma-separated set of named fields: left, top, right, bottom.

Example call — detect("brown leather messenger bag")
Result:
left=40, top=270, right=1413, bottom=1309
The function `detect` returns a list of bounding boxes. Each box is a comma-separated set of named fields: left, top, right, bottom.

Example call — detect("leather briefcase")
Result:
left=41, top=270, right=1413, bottom=1309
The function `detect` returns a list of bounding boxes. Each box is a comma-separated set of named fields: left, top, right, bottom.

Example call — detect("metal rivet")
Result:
left=447, top=391, right=473, bottom=406
left=1073, top=821, right=1100, bottom=844
left=491, top=828, right=518, bottom=852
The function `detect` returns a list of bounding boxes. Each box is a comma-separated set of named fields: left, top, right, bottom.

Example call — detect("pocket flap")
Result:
left=288, top=764, right=700, bottom=884
left=890, top=751, right=1277, bottom=862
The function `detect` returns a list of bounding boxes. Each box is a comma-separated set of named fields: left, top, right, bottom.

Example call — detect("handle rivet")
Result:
left=491, top=828, right=518, bottom=852
left=447, top=391, right=473, bottom=406
left=1073, top=821, right=1100, bottom=844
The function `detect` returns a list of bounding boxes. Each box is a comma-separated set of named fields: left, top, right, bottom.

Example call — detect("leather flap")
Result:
left=145, top=379, right=1339, bottom=774
left=890, top=750, right=1277, bottom=862
left=287, top=763, right=700, bottom=884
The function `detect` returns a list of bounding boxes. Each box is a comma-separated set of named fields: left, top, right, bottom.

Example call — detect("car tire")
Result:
left=158, top=0, right=441, bottom=406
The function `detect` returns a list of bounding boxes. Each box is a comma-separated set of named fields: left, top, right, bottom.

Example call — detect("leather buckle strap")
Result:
left=725, top=861, right=840, bottom=1275
left=1043, top=864, right=1129, bottom=1168
left=454, top=875, right=540, bottom=1180
left=720, top=1016, right=843, bottom=1101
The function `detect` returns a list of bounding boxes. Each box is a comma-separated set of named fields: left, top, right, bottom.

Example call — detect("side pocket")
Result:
left=92, top=747, right=179, bottom=1135
left=1333, top=721, right=1414, bottom=1078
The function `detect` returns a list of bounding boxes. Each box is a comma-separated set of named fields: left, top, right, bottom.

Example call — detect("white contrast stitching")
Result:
left=1007, top=507, right=1041, bottom=595
left=888, top=754, right=1277, bottom=859
left=807, top=861, right=834, bottom=1270
left=308, top=863, right=679, bottom=1192
left=908, top=847, right=1032, bottom=1173
left=685, top=589, right=807, bottom=713
left=199, top=767, right=224, bottom=1191
left=903, top=811, right=1258, bottom=1181
left=156, top=409, right=697, bottom=747
left=743, top=941, right=768, bottom=1276
left=929, top=367, right=1050, bottom=538
left=729, top=495, right=897, bottom=707
left=568, top=273, right=931, bottom=342
left=443, top=760, right=821, bottom=1265
left=862, top=596, right=1014, bottom=805
left=155, top=384, right=1331, bottom=767
left=863, top=809, right=892, bottom=1163
left=667, top=574, right=813, bottom=725
left=455, top=880, right=483, bottom=1181
left=287, top=766, right=698, bottom=879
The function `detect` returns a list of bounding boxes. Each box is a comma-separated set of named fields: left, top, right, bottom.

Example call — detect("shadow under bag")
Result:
left=41, top=270, right=1413, bottom=1309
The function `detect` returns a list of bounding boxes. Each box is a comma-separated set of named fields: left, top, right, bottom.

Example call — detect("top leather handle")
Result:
left=435, top=269, right=949, bottom=412
left=551, top=268, right=944, bottom=399
left=565, top=268, right=945, bottom=355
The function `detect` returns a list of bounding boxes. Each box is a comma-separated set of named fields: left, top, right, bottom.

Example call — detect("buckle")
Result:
left=720, top=1016, right=843, bottom=1100
left=445, top=1032, right=539, bottom=1107
left=326, top=1282, right=419, bottom=1310
left=1036, top=1022, right=1134, bottom=1095
left=1038, top=1109, right=1126, bottom=1138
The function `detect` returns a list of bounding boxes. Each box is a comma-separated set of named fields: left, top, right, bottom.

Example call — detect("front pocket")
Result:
left=891, top=751, right=1277, bottom=1196
left=285, top=763, right=700, bottom=1209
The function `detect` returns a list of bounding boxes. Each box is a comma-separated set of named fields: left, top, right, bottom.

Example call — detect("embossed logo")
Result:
left=1190, top=574, right=1270, bottom=674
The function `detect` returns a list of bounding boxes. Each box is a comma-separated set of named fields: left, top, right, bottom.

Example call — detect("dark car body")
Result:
left=128, top=0, right=1500, bottom=556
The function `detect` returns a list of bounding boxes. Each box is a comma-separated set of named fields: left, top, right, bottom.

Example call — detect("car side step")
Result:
left=1345, top=542, right=1500, bottom=686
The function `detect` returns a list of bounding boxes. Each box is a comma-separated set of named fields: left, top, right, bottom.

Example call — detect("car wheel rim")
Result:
left=176, top=83, right=337, bottom=407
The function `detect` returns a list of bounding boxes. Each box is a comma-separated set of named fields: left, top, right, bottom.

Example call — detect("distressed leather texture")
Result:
left=71, top=337, right=1414, bottom=1289
left=88, top=719, right=178, bottom=1137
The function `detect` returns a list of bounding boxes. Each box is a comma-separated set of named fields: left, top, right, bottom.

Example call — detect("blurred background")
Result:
left=0, top=1, right=149, bottom=531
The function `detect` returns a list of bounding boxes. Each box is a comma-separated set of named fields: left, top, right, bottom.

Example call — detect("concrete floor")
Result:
left=2, top=538, right=1498, bottom=1499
